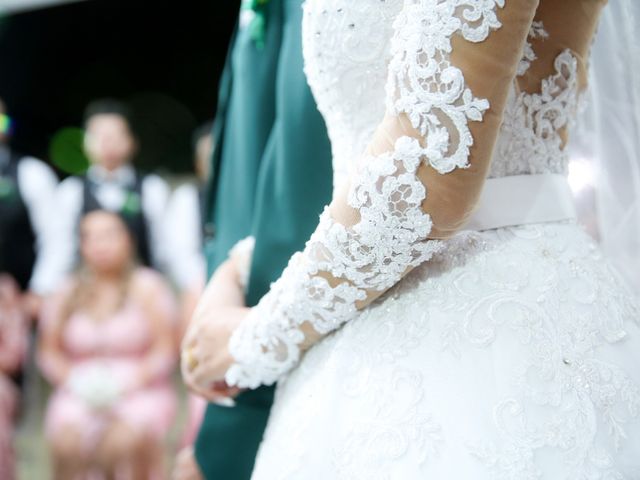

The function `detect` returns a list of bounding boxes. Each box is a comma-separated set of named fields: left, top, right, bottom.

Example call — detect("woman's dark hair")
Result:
left=60, top=209, right=138, bottom=323
left=83, top=98, right=135, bottom=132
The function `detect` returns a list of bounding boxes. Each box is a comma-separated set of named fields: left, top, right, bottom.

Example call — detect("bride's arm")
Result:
left=226, top=0, right=539, bottom=389
left=226, top=0, right=540, bottom=388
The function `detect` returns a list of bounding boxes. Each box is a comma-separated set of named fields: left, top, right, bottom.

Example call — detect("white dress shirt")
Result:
left=165, top=182, right=205, bottom=290
left=0, top=145, right=59, bottom=294
left=49, top=164, right=170, bottom=288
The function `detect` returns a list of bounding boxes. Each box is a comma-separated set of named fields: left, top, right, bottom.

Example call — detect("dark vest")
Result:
left=81, top=172, right=152, bottom=266
left=0, top=153, right=37, bottom=290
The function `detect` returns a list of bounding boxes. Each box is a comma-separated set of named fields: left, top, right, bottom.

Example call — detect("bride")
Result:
left=182, top=0, right=640, bottom=477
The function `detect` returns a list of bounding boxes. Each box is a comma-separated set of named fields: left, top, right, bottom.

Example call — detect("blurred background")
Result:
left=0, top=1, right=239, bottom=478
left=0, top=0, right=238, bottom=174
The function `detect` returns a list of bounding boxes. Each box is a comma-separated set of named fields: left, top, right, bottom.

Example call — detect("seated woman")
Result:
left=38, top=210, right=177, bottom=480
left=0, top=274, right=28, bottom=480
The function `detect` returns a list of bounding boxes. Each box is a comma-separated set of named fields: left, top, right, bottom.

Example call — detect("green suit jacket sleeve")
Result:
left=194, top=1, right=332, bottom=479
left=194, top=2, right=282, bottom=478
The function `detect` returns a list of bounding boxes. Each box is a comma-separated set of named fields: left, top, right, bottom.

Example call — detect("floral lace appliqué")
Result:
left=490, top=49, right=580, bottom=177
left=226, top=0, right=503, bottom=389
left=517, top=21, right=548, bottom=76
left=386, top=0, right=504, bottom=174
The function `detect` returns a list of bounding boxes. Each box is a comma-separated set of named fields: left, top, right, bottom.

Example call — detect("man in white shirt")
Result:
left=166, top=123, right=213, bottom=297
left=51, top=99, right=170, bottom=282
left=167, top=125, right=212, bottom=471
left=0, top=98, right=59, bottom=316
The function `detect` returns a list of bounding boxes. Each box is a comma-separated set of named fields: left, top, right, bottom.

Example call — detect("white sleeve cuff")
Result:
left=228, top=236, right=256, bottom=290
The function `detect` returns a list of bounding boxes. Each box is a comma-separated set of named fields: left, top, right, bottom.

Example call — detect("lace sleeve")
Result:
left=226, top=0, right=539, bottom=389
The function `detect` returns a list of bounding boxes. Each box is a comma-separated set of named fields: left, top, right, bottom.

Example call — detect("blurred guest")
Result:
left=38, top=210, right=177, bottom=480
left=52, top=99, right=170, bottom=285
left=0, top=275, right=29, bottom=480
left=166, top=122, right=213, bottom=337
left=166, top=124, right=213, bottom=458
left=0, top=97, right=59, bottom=317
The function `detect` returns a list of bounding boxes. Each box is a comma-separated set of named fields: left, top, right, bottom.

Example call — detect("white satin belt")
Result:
left=465, top=174, right=577, bottom=231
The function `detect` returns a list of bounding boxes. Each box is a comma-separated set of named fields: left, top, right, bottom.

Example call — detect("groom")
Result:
left=183, top=1, right=333, bottom=478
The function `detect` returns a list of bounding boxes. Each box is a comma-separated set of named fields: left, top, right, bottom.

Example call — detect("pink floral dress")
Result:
left=39, top=268, right=178, bottom=476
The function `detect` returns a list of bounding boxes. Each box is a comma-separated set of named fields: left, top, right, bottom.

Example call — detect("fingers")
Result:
left=180, top=320, right=201, bottom=352
left=189, top=350, right=226, bottom=386
left=181, top=337, right=222, bottom=386
left=182, top=360, right=240, bottom=403
left=189, top=361, right=214, bottom=386
left=180, top=321, right=228, bottom=385
left=181, top=350, right=224, bottom=400
left=181, top=345, right=198, bottom=370
left=182, top=372, right=218, bottom=401
left=202, top=382, right=242, bottom=403
left=185, top=379, right=236, bottom=403
left=215, top=384, right=242, bottom=399
left=179, top=305, right=248, bottom=403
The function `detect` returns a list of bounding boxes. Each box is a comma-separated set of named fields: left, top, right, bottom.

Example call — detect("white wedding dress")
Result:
left=225, top=1, right=640, bottom=478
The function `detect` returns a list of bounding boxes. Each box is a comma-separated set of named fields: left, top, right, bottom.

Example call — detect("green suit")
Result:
left=194, top=1, right=333, bottom=478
